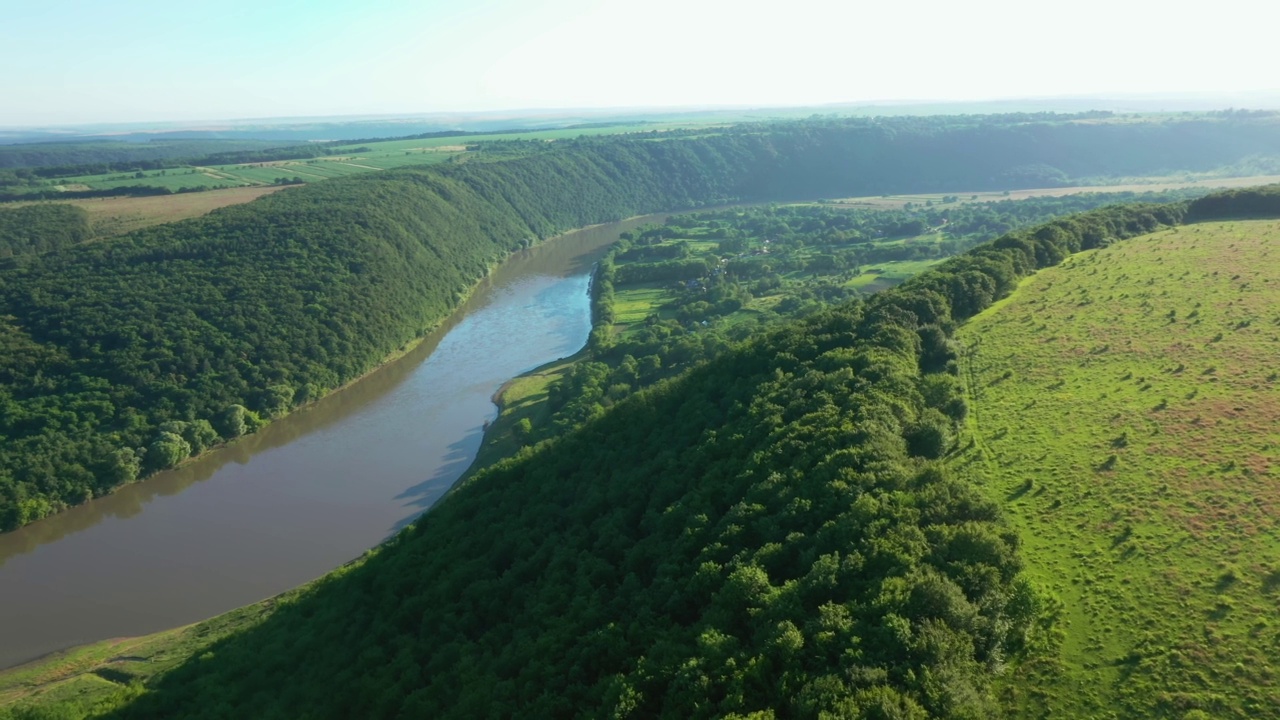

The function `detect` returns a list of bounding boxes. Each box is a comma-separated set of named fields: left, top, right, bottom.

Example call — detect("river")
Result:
left=0, top=215, right=662, bottom=670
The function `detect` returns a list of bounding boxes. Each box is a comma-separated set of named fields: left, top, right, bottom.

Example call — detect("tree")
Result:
left=182, top=419, right=220, bottom=455
left=259, top=385, right=294, bottom=419
left=907, top=409, right=953, bottom=459
left=215, top=405, right=249, bottom=439
left=145, top=432, right=191, bottom=471
left=97, top=447, right=142, bottom=489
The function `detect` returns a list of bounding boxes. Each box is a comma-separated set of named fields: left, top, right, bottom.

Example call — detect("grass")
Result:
left=213, top=165, right=316, bottom=184
left=612, top=283, right=671, bottom=325
left=950, top=219, right=1280, bottom=718
left=846, top=258, right=943, bottom=291
left=60, top=170, right=241, bottom=192
left=466, top=355, right=578, bottom=474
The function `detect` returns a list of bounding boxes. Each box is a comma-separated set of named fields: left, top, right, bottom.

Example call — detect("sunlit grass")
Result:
left=951, top=219, right=1280, bottom=718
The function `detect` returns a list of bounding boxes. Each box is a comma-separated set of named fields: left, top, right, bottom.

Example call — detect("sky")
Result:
left=2, top=0, right=1277, bottom=127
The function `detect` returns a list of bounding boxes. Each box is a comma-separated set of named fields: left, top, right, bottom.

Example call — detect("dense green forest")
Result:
left=2, top=115, right=1278, bottom=531
left=8, top=199, right=1205, bottom=720
left=0, top=204, right=90, bottom=259
left=1183, top=182, right=1280, bottom=220
left=0, top=139, right=304, bottom=173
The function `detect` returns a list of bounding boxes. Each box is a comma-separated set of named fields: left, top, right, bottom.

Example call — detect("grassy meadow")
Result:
left=845, top=258, right=942, bottom=292
left=951, top=219, right=1280, bottom=718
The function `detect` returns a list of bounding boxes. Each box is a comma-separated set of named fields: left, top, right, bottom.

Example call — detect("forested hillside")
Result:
left=1184, top=182, right=1280, bottom=220
left=0, top=204, right=90, bottom=259
left=2, top=116, right=1278, bottom=530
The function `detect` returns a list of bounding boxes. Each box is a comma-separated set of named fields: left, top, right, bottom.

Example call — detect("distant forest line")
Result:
left=3, top=114, right=1280, bottom=531
left=4, top=110, right=1280, bottom=199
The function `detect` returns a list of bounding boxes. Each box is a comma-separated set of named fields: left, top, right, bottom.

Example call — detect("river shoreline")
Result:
left=3, top=214, right=656, bottom=537
left=0, top=212, right=666, bottom=672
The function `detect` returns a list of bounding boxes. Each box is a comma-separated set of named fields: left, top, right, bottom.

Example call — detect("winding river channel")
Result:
left=0, top=215, right=664, bottom=670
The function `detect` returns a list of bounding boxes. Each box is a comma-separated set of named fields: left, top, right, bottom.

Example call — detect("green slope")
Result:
left=953, top=218, right=1280, bottom=718
left=87, top=281, right=1028, bottom=718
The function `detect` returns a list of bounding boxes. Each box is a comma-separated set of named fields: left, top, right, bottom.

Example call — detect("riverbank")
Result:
left=0, top=219, right=628, bottom=711
left=0, top=346, right=582, bottom=712
left=0, top=600, right=276, bottom=712
left=468, top=352, right=582, bottom=475
left=0, top=211, right=670, bottom=686
left=5, top=215, right=644, bottom=536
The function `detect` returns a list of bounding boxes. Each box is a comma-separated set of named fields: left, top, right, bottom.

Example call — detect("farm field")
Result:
left=951, top=219, right=1280, bottom=718
left=13, top=122, right=717, bottom=197
left=52, top=168, right=235, bottom=192
left=6, top=186, right=289, bottom=237
left=611, top=282, right=671, bottom=325
left=326, top=122, right=700, bottom=153
left=821, top=175, right=1280, bottom=210
left=608, top=255, right=938, bottom=333
left=845, top=258, right=942, bottom=291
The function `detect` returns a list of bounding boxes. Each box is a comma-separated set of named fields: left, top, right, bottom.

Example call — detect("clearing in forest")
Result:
left=951, top=219, right=1280, bottom=718
left=4, top=186, right=289, bottom=238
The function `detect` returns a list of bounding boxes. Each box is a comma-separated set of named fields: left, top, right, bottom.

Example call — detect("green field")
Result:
left=54, top=168, right=236, bottom=192
left=846, top=258, right=943, bottom=291
left=327, top=122, right=696, bottom=153
left=951, top=219, right=1280, bottom=718
left=16, top=122, right=718, bottom=196
left=611, top=283, right=671, bottom=325
left=468, top=356, right=577, bottom=474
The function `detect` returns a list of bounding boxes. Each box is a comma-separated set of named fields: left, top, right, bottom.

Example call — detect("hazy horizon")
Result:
left=4, top=0, right=1278, bottom=127
left=8, top=91, right=1280, bottom=136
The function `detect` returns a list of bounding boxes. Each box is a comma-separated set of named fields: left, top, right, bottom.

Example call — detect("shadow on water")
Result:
left=388, top=429, right=487, bottom=536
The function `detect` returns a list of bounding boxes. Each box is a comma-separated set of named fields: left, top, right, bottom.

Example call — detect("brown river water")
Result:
left=0, top=215, right=663, bottom=669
